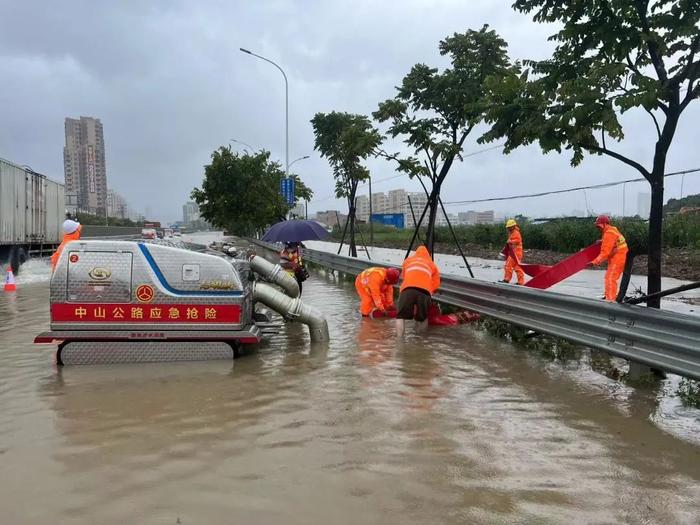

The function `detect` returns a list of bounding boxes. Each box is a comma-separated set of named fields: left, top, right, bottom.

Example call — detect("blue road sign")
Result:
left=280, top=177, right=295, bottom=205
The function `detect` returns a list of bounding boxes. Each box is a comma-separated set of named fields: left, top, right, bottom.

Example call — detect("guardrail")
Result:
left=248, top=238, right=700, bottom=381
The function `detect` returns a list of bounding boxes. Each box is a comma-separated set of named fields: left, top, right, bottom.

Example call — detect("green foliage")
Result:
left=664, top=193, right=700, bottom=214
left=485, top=1, right=700, bottom=169
left=478, top=316, right=581, bottom=361
left=190, top=147, right=312, bottom=237
left=342, top=215, right=700, bottom=253
left=483, top=1, right=699, bottom=304
left=676, top=378, right=700, bottom=408
left=311, top=112, right=382, bottom=256
left=76, top=212, right=143, bottom=227
left=374, top=26, right=514, bottom=249
left=310, top=112, right=382, bottom=200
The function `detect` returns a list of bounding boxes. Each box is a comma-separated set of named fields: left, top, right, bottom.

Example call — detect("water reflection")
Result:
left=1, top=267, right=699, bottom=523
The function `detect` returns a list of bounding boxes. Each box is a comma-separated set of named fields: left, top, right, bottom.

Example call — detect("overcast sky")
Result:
left=1, top=0, right=698, bottom=223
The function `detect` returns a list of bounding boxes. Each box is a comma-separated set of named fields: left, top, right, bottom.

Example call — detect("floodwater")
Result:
left=1, top=235, right=700, bottom=524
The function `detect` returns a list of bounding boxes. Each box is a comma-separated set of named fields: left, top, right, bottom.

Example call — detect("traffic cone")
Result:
left=4, top=266, right=16, bottom=292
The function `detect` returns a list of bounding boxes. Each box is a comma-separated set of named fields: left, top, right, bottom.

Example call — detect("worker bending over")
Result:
left=502, top=219, right=525, bottom=285
left=355, top=267, right=401, bottom=318
left=51, top=219, right=82, bottom=272
left=590, top=215, right=628, bottom=301
left=397, top=245, right=441, bottom=323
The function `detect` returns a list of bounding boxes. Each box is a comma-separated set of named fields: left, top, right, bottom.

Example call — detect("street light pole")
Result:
left=288, top=155, right=310, bottom=219
left=230, top=138, right=254, bottom=152
left=240, top=48, right=289, bottom=177
left=289, top=155, right=309, bottom=169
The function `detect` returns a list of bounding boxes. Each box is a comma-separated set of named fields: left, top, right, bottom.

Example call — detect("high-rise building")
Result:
left=107, top=190, right=129, bottom=219
left=456, top=210, right=495, bottom=225
left=63, top=116, right=108, bottom=215
left=404, top=192, right=428, bottom=227
left=355, top=195, right=370, bottom=222
left=315, top=210, right=346, bottom=229
left=182, top=201, right=200, bottom=223
left=290, top=202, right=306, bottom=219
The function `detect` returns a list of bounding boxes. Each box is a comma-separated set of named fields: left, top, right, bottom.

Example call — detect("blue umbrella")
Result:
left=262, top=219, right=330, bottom=243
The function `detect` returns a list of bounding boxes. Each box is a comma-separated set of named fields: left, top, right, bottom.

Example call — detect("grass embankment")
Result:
left=332, top=215, right=700, bottom=280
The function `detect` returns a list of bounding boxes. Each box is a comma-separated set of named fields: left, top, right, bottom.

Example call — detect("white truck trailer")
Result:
left=0, top=157, right=65, bottom=272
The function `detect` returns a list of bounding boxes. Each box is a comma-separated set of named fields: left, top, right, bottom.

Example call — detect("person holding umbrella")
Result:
left=262, top=219, right=329, bottom=296
left=279, top=242, right=309, bottom=294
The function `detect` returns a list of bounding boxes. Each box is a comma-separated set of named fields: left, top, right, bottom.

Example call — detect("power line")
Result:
left=441, top=168, right=700, bottom=206
left=310, top=143, right=506, bottom=205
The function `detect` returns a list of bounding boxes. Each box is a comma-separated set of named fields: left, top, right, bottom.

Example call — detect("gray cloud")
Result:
left=1, top=0, right=698, bottom=222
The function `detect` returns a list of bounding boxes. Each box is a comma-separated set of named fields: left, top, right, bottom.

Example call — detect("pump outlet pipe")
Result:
left=253, top=282, right=329, bottom=342
left=248, top=255, right=300, bottom=298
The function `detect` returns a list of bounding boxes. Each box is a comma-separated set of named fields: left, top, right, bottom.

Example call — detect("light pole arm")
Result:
left=240, top=48, right=289, bottom=177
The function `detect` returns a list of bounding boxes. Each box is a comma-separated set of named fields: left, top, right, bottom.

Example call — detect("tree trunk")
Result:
left=425, top=181, right=443, bottom=255
left=349, top=206, right=358, bottom=258
left=646, top=177, right=664, bottom=308
left=348, top=187, right=358, bottom=258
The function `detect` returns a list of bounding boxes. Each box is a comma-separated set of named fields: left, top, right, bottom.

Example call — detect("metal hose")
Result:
left=248, top=255, right=300, bottom=298
left=253, top=282, right=329, bottom=342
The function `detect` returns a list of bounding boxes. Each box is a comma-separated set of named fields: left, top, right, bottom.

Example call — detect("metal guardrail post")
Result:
left=246, top=238, right=700, bottom=380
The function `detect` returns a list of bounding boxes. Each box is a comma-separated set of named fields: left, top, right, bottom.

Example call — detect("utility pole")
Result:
left=368, top=176, right=373, bottom=245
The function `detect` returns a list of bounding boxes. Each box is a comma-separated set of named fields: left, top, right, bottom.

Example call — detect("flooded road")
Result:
left=2, top=243, right=700, bottom=524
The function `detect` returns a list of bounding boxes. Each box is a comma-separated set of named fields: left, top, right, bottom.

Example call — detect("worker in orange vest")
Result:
left=396, top=245, right=440, bottom=322
left=51, top=219, right=82, bottom=271
left=355, top=267, right=401, bottom=318
left=590, top=215, right=628, bottom=301
left=502, top=219, right=525, bottom=285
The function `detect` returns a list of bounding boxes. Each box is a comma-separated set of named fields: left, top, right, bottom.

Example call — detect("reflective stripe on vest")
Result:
left=610, top=226, right=628, bottom=253
left=404, top=260, right=433, bottom=277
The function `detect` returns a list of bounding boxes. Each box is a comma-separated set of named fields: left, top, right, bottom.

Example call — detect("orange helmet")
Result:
left=385, top=267, right=401, bottom=284
left=595, top=215, right=610, bottom=227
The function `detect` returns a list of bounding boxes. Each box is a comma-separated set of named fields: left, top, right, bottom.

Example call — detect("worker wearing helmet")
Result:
left=355, top=267, right=401, bottom=318
left=50, top=219, right=82, bottom=272
left=590, top=215, right=628, bottom=301
left=502, top=219, right=525, bottom=285
left=397, top=245, right=440, bottom=322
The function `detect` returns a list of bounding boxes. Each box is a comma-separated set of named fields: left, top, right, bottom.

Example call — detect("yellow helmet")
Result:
left=505, top=219, right=517, bottom=229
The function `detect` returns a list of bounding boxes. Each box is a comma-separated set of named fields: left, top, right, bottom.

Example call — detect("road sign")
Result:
left=280, top=177, right=295, bottom=205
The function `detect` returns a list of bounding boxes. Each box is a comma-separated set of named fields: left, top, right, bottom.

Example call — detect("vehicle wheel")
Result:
left=56, top=342, right=67, bottom=366
left=228, top=342, right=241, bottom=359
left=9, top=246, right=27, bottom=275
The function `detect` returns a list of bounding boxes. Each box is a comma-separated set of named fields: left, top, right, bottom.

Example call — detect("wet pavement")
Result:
left=1, top=235, right=699, bottom=524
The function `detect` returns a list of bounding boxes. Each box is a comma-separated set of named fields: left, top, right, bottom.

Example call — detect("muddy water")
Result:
left=1, top=253, right=700, bottom=524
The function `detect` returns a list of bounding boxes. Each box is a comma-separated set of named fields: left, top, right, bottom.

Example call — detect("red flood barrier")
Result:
left=502, top=243, right=601, bottom=290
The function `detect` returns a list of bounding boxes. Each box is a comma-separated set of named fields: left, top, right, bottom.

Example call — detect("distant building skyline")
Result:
left=63, top=116, right=107, bottom=215
left=182, top=201, right=200, bottom=223
left=107, top=190, right=129, bottom=219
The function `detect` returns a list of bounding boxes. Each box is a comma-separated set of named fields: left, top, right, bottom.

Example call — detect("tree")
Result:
left=373, top=25, right=514, bottom=253
left=191, top=147, right=312, bottom=236
left=483, top=1, right=699, bottom=307
left=311, top=112, right=382, bottom=257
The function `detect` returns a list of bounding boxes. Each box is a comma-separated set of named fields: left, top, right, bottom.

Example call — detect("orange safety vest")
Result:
left=356, top=267, right=394, bottom=313
left=358, top=267, right=388, bottom=289
left=592, top=225, right=628, bottom=265
left=400, top=246, right=440, bottom=294
left=51, top=226, right=82, bottom=271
